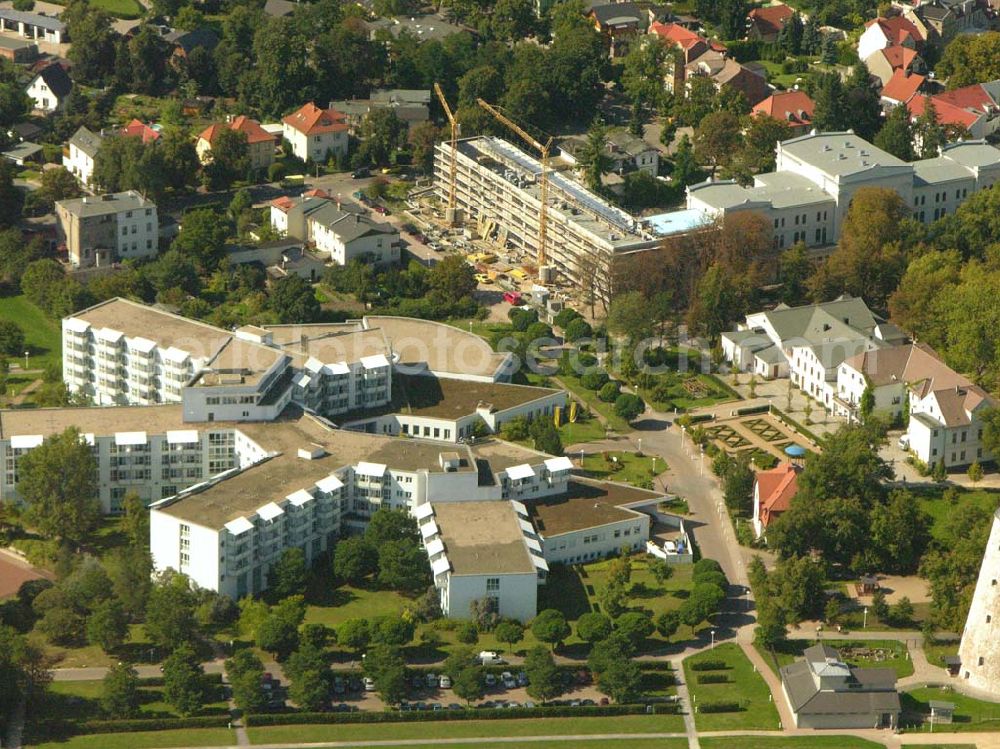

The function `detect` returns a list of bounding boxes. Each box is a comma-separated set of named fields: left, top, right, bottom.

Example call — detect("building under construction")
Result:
left=434, top=136, right=660, bottom=289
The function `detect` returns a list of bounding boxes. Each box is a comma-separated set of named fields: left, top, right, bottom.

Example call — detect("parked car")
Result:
left=333, top=677, right=345, bottom=694
left=352, top=167, right=371, bottom=179
left=431, top=703, right=443, bottom=711
left=501, top=672, right=516, bottom=689
left=426, top=673, right=438, bottom=688
left=599, top=697, right=609, bottom=706
left=478, top=651, right=504, bottom=665
left=484, top=673, right=497, bottom=687
left=411, top=675, right=424, bottom=689
left=523, top=701, right=536, bottom=709
left=569, top=699, right=582, bottom=707
left=363, top=677, right=376, bottom=692
left=448, top=703, right=463, bottom=710
left=439, top=675, right=452, bottom=689
left=516, top=672, right=528, bottom=687
left=581, top=699, right=596, bottom=706
left=348, top=677, right=362, bottom=691
left=334, top=703, right=352, bottom=712
left=576, top=670, right=592, bottom=685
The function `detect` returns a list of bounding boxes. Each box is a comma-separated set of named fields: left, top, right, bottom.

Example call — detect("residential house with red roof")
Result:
left=752, top=89, right=814, bottom=134
left=649, top=21, right=727, bottom=91
left=906, top=81, right=1000, bottom=140
left=281, top=102, right=349, bottom=164
left=745, top=3, right=794, bottom=42
left=197, top=115, right=277, bottom=172
left=879, top=68, right=926, bottom=107
left=864, top=44, right=926, bottom=88
left=121, top=118, right=160, bottom=144
left=858, top=15, right=926, bottom=87
left=752, top=462, right=800, bottom=538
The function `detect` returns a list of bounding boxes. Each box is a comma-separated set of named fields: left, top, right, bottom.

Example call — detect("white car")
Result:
left=478, top=651, right=503, bottom=665
left=439, top=675, right=452, bottom=689
left=363, top=677, right=376, bottom=692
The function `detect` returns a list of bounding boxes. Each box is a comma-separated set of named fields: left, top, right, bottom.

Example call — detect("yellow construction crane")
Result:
left=476, top=98, right=553, bottom=270
left=433, top=82, right=459, bottom=225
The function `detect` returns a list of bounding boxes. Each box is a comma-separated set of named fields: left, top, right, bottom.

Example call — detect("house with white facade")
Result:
left=836, top=341, right=996, bottom=468
left=282, top=102, right=349, bottom=163
left=722, top=296, right=908, bottom=410
left=64, top=126, right=102, bottom=188
left=857, top=15, right=923, bottom=68
left=308, top=202, right=400, bottom=266
left=26, top=63, right=71, bottom=114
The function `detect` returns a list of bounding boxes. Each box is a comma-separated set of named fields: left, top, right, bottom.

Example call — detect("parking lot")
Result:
left=292, top=669, right=612, bottom=713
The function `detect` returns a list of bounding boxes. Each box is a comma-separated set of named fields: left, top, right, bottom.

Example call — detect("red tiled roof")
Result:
left=879, top=45, right=919, bottom=71
left=881, top=69, right=925, bottom=103
left=270, top=196, right=295, bottom=212
left=282, top=102, right=349, bottom=136
left=755, top=463, right=800, bottom=528
left=650, top=21, right=705, bottom=50
left=121, top=118, right=159, bottom=143
left=935, top=83, right=997, bottom=113
left=747, top=4, right=793, bottom=36
left=866, top=15, right=924, bottom=44
left=199, top=116, right=276, bottom=146
left=303, top=188, right=330, bottom=198
left=907, top=94, right=981, bottom=129
left=752, top=89, right=814, bottom=126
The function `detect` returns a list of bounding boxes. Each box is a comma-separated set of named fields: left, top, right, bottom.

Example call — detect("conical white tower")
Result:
left=958, top=509, right=1000, bottom=693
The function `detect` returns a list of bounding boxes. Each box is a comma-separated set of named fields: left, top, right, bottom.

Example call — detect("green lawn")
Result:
left=684, top=643, right=781, bottom=731
left=29, top=729, right=236, bottom=749
left=701, top=738, right=885, bottom=748
left=308, top=556, right=693, bottom=660
left=764, top=639, right=914, bottom=679
left=559, top=414, right=607, bottom=446
left=903, top=686, right=1000, bottom=732
left=247, top=714, right=686, bottom=744
left=915, top=487, right=1000, bottom=543
left=0, top=294, right=62, bottom=372
left=42, top=0, right=142, bottom=17
left=924, top=638, right=960, bottom=669
left=287, top=743, right=689, bottom=749
left=43, top=678, right=228, bottom=722
left=581, top=450, right=660, bottom=490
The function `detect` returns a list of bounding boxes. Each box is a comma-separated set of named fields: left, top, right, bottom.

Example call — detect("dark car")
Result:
left=352, top=167, right=371, bottom=179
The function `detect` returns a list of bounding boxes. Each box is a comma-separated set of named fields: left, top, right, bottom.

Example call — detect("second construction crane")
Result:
left=477, top=98, right=553, bottom=271
left=433, top=82, right=461, bottom=226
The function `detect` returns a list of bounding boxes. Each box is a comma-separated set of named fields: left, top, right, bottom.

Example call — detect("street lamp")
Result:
left=637, top=437, right=642, bottom=455
left=681, top=425, right=686, bottom=450
left=23, top=350, right=28, bottom=370
left=700, top=445, right=705, bottom=476
left=863, top=607, right=869, bottom=629
left=710, top=629, right=715, bottom=649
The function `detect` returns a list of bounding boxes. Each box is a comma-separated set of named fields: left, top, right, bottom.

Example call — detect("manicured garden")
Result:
left=246, top=714, right=687, bottom=744
left=763, top=639, right=914, bottom=679
left=683, top=643, right=781, bottom=731
left=581, top=450, right=662, bottom=490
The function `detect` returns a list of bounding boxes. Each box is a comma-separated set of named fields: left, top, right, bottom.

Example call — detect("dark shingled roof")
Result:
left=35, top=63, right=72, bottom=100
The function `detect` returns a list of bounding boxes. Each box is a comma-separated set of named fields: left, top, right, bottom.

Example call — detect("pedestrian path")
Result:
left=671, top=657, right=700, bottom=749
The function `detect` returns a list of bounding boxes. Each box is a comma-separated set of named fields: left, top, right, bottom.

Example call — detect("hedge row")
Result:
left=698, top=701, right=743, bottom=713
left=636, top=661, right=674, bottom=672
left=696, top=674, right=731, bottom=684
left=689, top=660, right=729, bottom=671
left=246, top=703, right=677, bottom=726
left=79, top=716, right=232, bottom=734
left=683, top=413, right=715, bottom=425
left=735, top=404, right=770, bottom=416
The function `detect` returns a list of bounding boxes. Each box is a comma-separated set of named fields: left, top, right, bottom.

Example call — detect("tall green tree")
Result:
left=101, top=662, right=139, bottom=718
left=874, top=103, right=916, bottom=161
left=162, top=643, right=205, bottom=716
left=18, top=427, right=99, bottom=546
